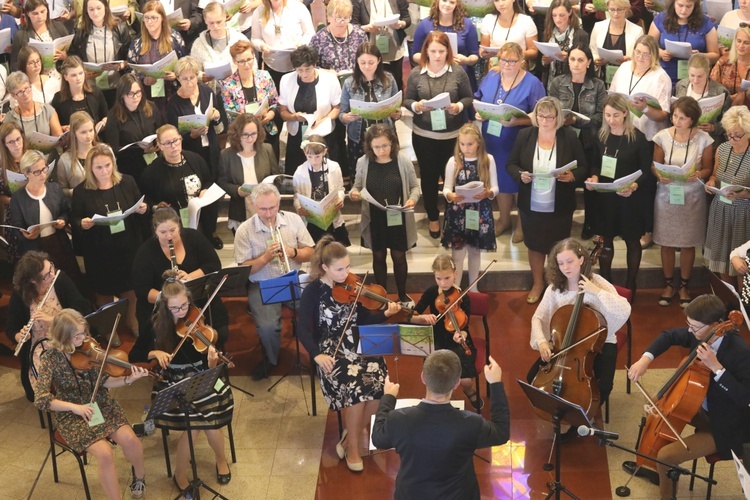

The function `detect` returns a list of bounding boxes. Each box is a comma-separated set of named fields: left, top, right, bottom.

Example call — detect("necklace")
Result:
left=328, top=26, right=349, bottom=45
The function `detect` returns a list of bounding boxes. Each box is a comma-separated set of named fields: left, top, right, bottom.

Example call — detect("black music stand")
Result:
left=518, top=380, right=593, bottom=500
left=148, top=365, right=227, bottom=500
left=85, top=298, right=128, bottom=341
left=184, top=268, right=254, bottom=398
left=259, top=271, right=315, bottom=415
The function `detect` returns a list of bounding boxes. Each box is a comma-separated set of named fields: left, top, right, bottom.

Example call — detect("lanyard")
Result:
left=628, top=67, right=650, bottom=94
left=167, top=156, right=198, bottom=207
left=723, top=142, right=750, bottom=178
left=536, top=138, right=556, bottom=163
left=668, top=128, right=692, bottom=166
left=732, top=62, right=750, bottom=94
left=493, top=69, right=520, bottom=104
left=603, top=134, right=624, bottom=158
left=18, top=105, right=40, bottom=135
left=92, top=26, right=107, bottom=63
left=491, top=12, right=515, bottom=43
left=426, top=69, right=449, bottom=100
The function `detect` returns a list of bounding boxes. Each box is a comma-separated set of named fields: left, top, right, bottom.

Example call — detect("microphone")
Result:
left=577, top=425, right=620, bottom=440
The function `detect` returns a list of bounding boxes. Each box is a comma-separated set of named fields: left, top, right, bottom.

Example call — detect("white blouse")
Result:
left=609, top=62, right=672, bottom=141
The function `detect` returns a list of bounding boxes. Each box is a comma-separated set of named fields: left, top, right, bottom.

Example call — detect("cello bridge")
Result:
left=644, top=404, right=657, bottom=416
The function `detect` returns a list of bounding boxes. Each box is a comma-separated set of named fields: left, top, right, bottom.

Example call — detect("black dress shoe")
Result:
left=429, top=229, right=441, bottom=239
left=622, top=460, right=660, bottom=485
left=216, top=464, right=231, bottom=484
left=211, top=235, right=224, bottom=250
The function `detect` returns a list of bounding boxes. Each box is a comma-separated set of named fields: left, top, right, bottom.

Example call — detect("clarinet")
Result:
left=168, top=239, right=178, bottom=273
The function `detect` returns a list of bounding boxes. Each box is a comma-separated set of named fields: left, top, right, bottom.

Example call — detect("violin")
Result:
left=531, top=239, right=608, bottom=421
left=175, top=305, right=235, bottom=368
left=71, top=337, right=158, bottom=378
left=434, top=287, right=471, bottom=356
left=634, top=312, right=742, bottom=471
left=332, top=273, right=415, bottom=319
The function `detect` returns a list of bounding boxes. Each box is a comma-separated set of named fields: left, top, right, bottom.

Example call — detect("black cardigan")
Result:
left=506, top=126, right=588, bottom=215
left=50, top=86, right=109, bottom=126
left=69, top=21, right=132, bottom=64
left=105, top=104, right=163, bottom=188
left=11, top=21, right=69, bottom=71
left=351, top=0, right=410, bottom=47
left=9, top=182, right=71, bottom=254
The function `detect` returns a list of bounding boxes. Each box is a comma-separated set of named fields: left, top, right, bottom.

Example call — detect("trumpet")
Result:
left=271, top=227, right=291, bottom=274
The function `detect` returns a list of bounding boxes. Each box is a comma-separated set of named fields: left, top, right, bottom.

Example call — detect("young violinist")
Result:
left=136, top=272, right=234, bottom=494
left=410, top=254, right=483, bottom=410
left=627, top=294, right=750, bottom=500
left=34, top=309, right=149, bottom=499
left=526, top=238, right=631, bottom=416
left=298, top=235, right=400, bottom=473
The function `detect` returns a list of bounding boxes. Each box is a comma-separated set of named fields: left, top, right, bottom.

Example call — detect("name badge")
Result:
left=86, top=402, right=105, bottom=427
left=669, top=184, right=685, bottom=205
left=677, top=60, right=688, bottom=80
left=465, top=209, right=479, bottom=231
left=533, top=176, right=552, bottom=191
left=376, top=34, right=390, bottom=54
left=179, top=206, right=190, bottom=227
left=301, top=123, right=308, bottom=138
left=600, top=155, right=617, bottom=179
left=107, top=209, right=126, bottom=234
left=605, top=64, right=618, bottom=84
left=487, top=120, right=502, bottom=137
left=719, top=180, right=733, bottom=205
left=430, top=109, right=447, bottom=131
left=143, top=152, right=157, bottom=165
left=386, top=209, right=403, bottom=226
left=151, top=78, right=166, bottom=98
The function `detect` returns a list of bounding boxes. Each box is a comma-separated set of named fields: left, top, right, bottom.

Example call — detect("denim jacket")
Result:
left=547, top=74, right=606, bottom=151
left=339, top=73, right=399, bottom=144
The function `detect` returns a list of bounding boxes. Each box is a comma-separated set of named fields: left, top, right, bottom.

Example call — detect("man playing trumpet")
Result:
left=235, top=184, right=315, bottom=380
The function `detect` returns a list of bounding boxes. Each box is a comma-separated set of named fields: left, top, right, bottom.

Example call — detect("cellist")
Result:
left=627, top=294, right=750, bottom=499
left=526, top=238, right=631, bottom=428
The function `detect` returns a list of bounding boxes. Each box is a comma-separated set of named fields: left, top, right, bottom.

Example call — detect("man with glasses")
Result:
left=625, top=294, right=750, bottom=499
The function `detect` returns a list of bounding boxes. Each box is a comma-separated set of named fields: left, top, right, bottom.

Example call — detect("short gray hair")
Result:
left=20, top=149, right=46, bottom=174
left=251, top=183, right=280, bottom=204
left=6, top=71, right=30, bottom=95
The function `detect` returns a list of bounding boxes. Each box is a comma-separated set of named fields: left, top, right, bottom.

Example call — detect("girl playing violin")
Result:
left=34, top=309, right=150, bottom=499
left=526, top=238, right=631, bottom=414
left=298, top=236, right=400, bottom=473
left=410, top=254, right=482, bottom=410
left=137, top=272, right=234, bottom=493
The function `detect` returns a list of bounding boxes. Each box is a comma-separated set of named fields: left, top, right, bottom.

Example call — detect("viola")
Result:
left=71, top=338, right=158, bottom=378
left=634, top=312, right=742, bottom=471
left=175, top=304, right=235, bottom=368
left=332, top=273, right=415, bottom=319
left=434, top=287, right=471, bottom=356
left=531, top=239, right=608, bottom=421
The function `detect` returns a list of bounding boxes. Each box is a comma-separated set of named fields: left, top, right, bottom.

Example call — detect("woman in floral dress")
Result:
left=298, top=236, right=401, bottom=472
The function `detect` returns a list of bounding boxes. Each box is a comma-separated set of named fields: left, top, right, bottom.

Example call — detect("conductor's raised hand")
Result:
left=484, top=355, right=502, bottom=383
left=384, top=375, right=400, bottom=397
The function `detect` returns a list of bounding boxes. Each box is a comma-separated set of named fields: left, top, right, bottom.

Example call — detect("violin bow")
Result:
left=169, top=274, right=229, bottom=360
left=545, top=327, right=607, bottom=362
left=434, top=260, right=496, bottom=322
left=89, top=314, right=121, bottom=404
left=14, top=269, right=61, bottom=356
left=628, top=366, right=690, bottom=451
left=332, top=271, right=370, bottom=359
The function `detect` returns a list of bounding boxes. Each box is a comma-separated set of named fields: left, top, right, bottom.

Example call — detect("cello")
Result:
left=531, top=239, right=608, bottom=421
left=633, top=311, right=743, bottom=471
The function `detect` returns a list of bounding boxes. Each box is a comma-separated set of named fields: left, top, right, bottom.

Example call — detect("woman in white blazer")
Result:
left=589, top=0, right=644, bottom=84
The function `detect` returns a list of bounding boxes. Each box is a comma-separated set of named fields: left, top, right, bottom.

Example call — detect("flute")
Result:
left=14, top=270, right=61, bottom=356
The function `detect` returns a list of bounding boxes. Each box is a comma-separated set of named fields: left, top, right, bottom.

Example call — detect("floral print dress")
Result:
left=441, top=159, right=496, bottom=251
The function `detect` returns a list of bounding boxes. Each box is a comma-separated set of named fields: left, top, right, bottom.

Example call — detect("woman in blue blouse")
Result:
left=474, top=42, right=545, bottom=242
left=648, top=0, right=719, bottom=85
left=412, top=0, right=480, bottom=91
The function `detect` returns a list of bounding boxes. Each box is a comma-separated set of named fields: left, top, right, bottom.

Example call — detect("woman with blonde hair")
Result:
left=58, top=111, right=99, bottom=198
left=589, top=0, right=644, bottom=85
left=474, top=41, right=545, bottom=242
left=710, top=24, right=750, bottom=106
left=70, top=144, right=147, bottom=332
left=310, top=0, right=369, bottom=73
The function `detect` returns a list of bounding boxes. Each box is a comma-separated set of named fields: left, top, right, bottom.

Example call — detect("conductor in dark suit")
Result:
left=627, top=294, right=750, bottom=500
left=372, top=351, right=510, bottom=500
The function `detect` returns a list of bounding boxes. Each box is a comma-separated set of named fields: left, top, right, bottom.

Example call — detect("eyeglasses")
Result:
left=143, top=15, right=160, bottom=22
left=236, top=58, right=254, bottom=66
left=5, top=136, right=23, bottom=147
left=28, top=166, right=49, bottom=177
left=686, top=320, right=706, bottom=333
left=241, top=132, right=258, bottom=140
left=372, top=143, right=391, bottom=150
left=726, top=132, right=746, bottom=140
left=537, top=114, right=557, bottom=121
left=633, top=49, right=651, bottom=59
left=126, top=90, right=142, bottom=98
left=608, top=7, right=627, bottom=12
left=13, top=86, right=32, bottom=98
left=28, top=59, right=42, bottom=67
left=160, top=137, right=182, bottom=148
left=40, top=263, right=55, bottom=280
left=178, top=74, right=198, bottom=83
left=168, top=302, right=190, bottom=313
left=498, top=58, right=519, bottom=65
left=332, top=16, right=351, bottom=23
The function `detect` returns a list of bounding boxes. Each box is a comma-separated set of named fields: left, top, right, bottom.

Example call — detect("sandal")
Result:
left=678, top=277, right=691, bottom=308
left=658, top=276, right=675, bottom=307
left=464, top=390, right=484, bottom=411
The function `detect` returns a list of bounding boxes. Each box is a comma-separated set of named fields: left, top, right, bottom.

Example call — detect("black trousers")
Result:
left=412, top=133, right=455, bottom=222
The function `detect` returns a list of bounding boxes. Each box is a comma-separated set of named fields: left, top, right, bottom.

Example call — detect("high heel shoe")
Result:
left=173, top=476, right=193, bottom=500
left=216, top=463, right=231, bottom=484
left=345, top=451, right=364, bottom=472
left=335, top=429, right=348, bottom=460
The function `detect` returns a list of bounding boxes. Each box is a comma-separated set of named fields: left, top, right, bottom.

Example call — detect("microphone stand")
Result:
left=595, top=438, right=716, bottom=499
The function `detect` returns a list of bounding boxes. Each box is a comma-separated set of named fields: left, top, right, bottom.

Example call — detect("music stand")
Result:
left=85, top=298, right=128, bottom=341
left=518, top=380, right=593, bottom=500
left=355, top=324, right=435, bottom=383
left=259, top=271, right=315, bottom=415
left=184, top=269, right=254, bottom=398
left=148, top=365, right=227, bottom=500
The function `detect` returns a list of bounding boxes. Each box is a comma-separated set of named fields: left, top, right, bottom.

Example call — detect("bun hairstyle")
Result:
left=310, top=235, right=348, bottom=280
left=431, top=254, right=456, bottom=273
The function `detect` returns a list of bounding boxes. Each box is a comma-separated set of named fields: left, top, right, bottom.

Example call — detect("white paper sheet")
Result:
left=369, top=399, right=465, bottom=450
left=596, top=47, right=624, bottom=64
left=454, top=180, right=486, bottom=204
left=664, top=39, right=692, bottom=59
left=534, top=41, right=564, bottom=61
left=585, top=170, right=642, bottom=192
left=423, top=91, right=451, bottom=110
left=529, top=160, right=577, bottom=178
left=91, top=195, right=145, bottom=223
left=187, top=184, right=227, bottom=229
